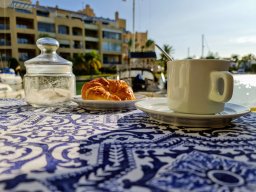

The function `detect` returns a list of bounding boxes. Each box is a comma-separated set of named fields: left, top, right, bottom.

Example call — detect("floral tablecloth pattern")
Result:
left=0, top=99, right=256, bottom=192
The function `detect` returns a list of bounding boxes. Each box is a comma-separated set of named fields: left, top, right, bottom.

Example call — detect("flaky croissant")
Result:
left=81, top=78, right=136, bottom=101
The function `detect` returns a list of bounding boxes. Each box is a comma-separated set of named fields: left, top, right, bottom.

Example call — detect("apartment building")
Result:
left=0, top=0, right=127, bottom=67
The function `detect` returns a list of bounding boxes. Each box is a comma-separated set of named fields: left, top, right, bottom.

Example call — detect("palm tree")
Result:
left=239, top=54, right=256, bottom=71
left=84, top=51, right=102, bottom=78
left=128, top=39, right=132, bottom=51
left=231, top=54, right=239, bottom=63
left=205, top=51, right=219, bottom=59
left=145, top=39, right=154, bottom=51
left=72, top=53, right=86, bottom=75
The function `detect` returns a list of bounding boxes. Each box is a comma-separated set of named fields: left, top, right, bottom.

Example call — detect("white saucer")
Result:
left=135, top=98, right=250, bottom=128
left=72, top=94, right=146, bottom=110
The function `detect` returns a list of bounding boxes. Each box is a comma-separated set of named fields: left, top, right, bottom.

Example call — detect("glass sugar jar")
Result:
left=24, top=37, right=75, bottom=107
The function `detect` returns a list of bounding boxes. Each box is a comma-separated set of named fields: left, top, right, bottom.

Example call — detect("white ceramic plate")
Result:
left=135, top=97, right=250, bottom=128
left=72, top=94, right=147, bottom=110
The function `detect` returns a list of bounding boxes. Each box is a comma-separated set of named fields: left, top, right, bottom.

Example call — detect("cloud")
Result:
left=231, top=36, right=256, bottom=44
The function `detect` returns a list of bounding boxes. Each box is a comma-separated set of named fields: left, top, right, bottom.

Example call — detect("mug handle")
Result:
left=209, top=71, right=233, bottom=102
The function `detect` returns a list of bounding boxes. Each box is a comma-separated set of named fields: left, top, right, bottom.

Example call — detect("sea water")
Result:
left=229, top=74, right=256, bottom=110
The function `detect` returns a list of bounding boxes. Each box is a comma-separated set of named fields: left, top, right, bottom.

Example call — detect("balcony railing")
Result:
left=0, top=41, right=11, bottom=46
left=103, top=61, right=121, bottom=65
left=0, top=24, right=10, bottom=30
left=15, top=9, right=32, bottom=14
left=85, top=37, right=99, bottom=42
left=16, top=24, right=33, bottom=29
left=74, top=44, right=83, bottom=49
left=59, top=44, right=70, bottom=48
left=18, top=38, right=34, bottom=44
left=0, top=55, right=11, bottom=61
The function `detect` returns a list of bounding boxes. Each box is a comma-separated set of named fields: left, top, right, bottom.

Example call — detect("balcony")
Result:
left=72, top=27, right=83, bottom=36
left=0, top=34, right=11, bottom=46
left=0, top=49, right=12, bottom=61
left=16, top=17, right=34, bottom=29
left=38, top=22, right=55, bottom=33
left=84, top=23, right=98, bottom=30
left=18, top=49, right=36, bottom=61
left=17, top=33, right=35, bottom=45
left=58, top=25, right=69, bottom=35
left=36, top=10, right=49, bottom=17
left=73, top=41, right=83, bottom=49
left=0, top=24, right=10, bottom=30
left=59, top=40, right=70, bottom=48
left=103, top=54, right=121, bottom=65
left=85, top=41, right=98, bottom=50
left=103, top=31, right=121, bottom=40
left=0, top=40, right=11, bottom=46
left=85, top=29, right=98, bottom=38
left=102, top=42, right=121, bottom=53
left=11, top=0, right=34, bottom=14
left=59, top=44, right=70, bottom=48
left=85, top=37, right=99, bottom=42
left=15, top=9, right=32, bottom=14
left=0, top=17, right=10, bottom=30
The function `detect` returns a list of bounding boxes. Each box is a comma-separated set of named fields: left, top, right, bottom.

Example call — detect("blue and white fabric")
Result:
left=0, top=99, right=256, bottom=192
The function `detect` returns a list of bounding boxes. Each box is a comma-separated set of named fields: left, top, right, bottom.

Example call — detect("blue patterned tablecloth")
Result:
left=0, top=99, right=256, bottom=192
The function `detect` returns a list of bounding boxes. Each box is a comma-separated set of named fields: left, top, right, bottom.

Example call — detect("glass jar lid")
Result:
left=24, top=38, right=72, bottom=73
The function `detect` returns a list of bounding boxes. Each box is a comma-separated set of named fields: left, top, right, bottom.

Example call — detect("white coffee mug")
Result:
left=167, top=59, right=233, bottom=114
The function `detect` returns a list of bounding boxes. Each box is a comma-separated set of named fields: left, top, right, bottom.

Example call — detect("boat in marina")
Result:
left=116, top=67, right=166, bottom=96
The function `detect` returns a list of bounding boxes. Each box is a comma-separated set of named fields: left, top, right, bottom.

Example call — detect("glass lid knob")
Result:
left=37, top=37, right=59, bottom=53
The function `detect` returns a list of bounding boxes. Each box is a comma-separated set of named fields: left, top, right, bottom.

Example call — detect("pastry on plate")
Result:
left=81, top=78, right=136, bottom=101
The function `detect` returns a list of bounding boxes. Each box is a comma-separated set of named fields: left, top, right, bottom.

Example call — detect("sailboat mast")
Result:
left=201, top=34, right=205, bottom=58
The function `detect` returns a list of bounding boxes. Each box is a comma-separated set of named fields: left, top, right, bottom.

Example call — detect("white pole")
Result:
left=132, top=0, right=135, bottom=52
left=201, top=34, right=204, bottom=58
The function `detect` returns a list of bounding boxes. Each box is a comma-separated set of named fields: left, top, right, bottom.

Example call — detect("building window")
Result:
left=72, top=27, right=82, bottom=36
left=19, top=52, right=29, bottom=61
left=15, top=9, right=32, bottom=14
left=103, top=54, right=121, bottom=65
left=103, top=31, right=121, bottom=40
left=0, top=34, right=11, bottom=46
left=18, top=38, right=29, bottom=44
left=37, top=10, right=49, bottom=17
left=16, top=17, right=34, bottom=29
left=103, top=42, right=121, bottom=52
left=0, top=50, right=11, bottom=61
left=85, top=29, right=98, bottom=38
left=38, top=22, right=55, bottom=33
left=73, top=41, right=82, bottom=49
left=0, top=24, right=9, bottom=30
left=58, top=25, right=69, bottom=35
left=86, top=41, right=98, bottom=50
left=18, top=49, right=35, bottom=61
left=0, top=17, right=10, bottom=30
left=17, top=34, right=34, bottom=44
left=84, top=19, right=95, bottom=24
left=0, top=39, right=7, bottom=45
left=60, top=44, right=70, bottom=48
left=16, top=24, right=28, bottom=29
left=59, top=40, right=70, bottom=48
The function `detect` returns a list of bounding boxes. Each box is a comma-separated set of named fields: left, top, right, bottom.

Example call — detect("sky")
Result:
left=32, top=0, right=256, bottom=59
